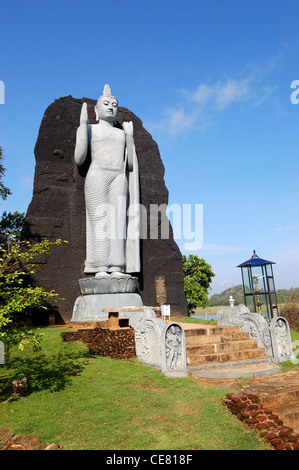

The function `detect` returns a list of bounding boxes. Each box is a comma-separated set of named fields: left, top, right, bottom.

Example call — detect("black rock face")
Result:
left=23, top=96, right=187, bottom=322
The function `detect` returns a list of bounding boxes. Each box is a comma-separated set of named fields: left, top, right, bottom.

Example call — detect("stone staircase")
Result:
left=183, top=324, right=281, bottom=378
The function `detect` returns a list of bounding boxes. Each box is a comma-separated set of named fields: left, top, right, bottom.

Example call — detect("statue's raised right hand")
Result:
left=80, top=102, right=89, bottom=125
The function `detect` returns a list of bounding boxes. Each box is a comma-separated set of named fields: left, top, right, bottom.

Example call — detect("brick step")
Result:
left=186, top=339, right=258, bottom=355
left=187, top=347, right=267, bottom=366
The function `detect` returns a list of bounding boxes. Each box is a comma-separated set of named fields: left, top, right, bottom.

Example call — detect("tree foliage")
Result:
left=182, top=254, right=215, bottom=315
left=0, top=147, right=11, bottom=201
left=0, top=146, right=67, bottom=353
left=0, top=238, right=66, bottom=352
left=0, top=210, right=25, bottom=249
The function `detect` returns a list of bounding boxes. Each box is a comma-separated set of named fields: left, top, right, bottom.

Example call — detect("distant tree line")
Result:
left=209, top=284, right=299, bottom=307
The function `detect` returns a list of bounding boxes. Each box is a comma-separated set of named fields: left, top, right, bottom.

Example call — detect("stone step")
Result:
left=220, top=333, right=250, bottom=342
left=186, top=338, right=258, bottom=355
left=184, top=326, right=250, bottom=346
left=184, top=326, right=244, bottom=338
left=188, top=358, right=281, bottom=379
left=181, top=323, right=277, bottom=378
left=260, top=388, right=299, bottom=410
left=253, top=386, right=299, bottom=434
left=272, top=404, right=299, bottom=433
left=185, top=332, right=249, bottom=346
left=187, top=347, right=267, bottom=366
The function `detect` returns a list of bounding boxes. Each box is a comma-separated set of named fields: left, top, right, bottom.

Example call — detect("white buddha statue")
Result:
left=74, top=85, right=140, bottom=277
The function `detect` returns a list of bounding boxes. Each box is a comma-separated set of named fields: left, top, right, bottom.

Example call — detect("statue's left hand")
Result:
left=122, top=121, right=134, bottom=137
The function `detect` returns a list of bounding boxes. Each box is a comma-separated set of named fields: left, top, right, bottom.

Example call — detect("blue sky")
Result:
left=1, top=0, right=299, bottom=295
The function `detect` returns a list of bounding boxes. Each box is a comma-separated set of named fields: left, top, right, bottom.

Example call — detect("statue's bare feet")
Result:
left=109, top=271, right=129, bottom=278
left=95, top=271, right=110, bottom=278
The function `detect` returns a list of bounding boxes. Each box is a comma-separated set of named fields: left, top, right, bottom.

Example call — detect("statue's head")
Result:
left=95, top=84, right=118, bottom=123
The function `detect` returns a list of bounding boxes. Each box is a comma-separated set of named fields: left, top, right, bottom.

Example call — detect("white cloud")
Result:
left=166, top=107, right=196, bottom=135
left=274, top=226, right=293, bottom=232
left=148, top=54, right=283, bottom=138
left=199, top=244, right=248, bottom=255
left=193, top=78, right=251, bottom=111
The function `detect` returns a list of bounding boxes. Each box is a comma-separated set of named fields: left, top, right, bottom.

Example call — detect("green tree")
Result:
left=0, top=238, right=67, bottom=353
left=0, top=147, right=11, bottom=201
left=0, top=210, right=25, bottom=249
left=182, top=254, right=215, bottom=315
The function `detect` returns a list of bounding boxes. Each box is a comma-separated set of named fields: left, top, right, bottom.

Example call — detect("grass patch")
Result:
left=171, top=316, right=216, bottom=325
left=0, top=326, right=271, bottom=450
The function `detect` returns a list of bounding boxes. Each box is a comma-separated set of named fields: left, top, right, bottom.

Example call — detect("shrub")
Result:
left=0, top=238, right=67, bottom=352
left=280, top=301, right=299, bottom=332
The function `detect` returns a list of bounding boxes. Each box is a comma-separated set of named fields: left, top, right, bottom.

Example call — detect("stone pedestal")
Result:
left=72, top=292, right=143, bottom=322
left=71, top=274, right=143, bottom=322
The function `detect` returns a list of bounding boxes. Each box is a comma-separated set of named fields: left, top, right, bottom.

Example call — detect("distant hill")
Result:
left=209, top=285, right=299, bottom=307
left=209, top=285, right=244, bottom=306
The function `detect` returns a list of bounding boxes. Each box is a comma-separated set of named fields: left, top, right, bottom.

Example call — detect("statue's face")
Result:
left=96, top=97, right=118, bottom=122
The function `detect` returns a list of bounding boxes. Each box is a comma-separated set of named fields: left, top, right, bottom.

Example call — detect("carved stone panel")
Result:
left=270, top=317, right=294, bottom=362
left=161, top=323, right=188, bottom=377
left=129, top=307, right=165, bottom=369
left=217, top=304, right=273, bottom=356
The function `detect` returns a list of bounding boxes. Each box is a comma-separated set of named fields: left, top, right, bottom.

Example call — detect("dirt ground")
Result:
left=192, top=369, right=299, bottom=394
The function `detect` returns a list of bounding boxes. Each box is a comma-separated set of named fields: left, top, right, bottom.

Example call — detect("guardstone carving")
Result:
left=129, top=308, right=165, bottom=369
left=217, top=304, right=273, bottom=356
left=270, top=317, right=294, bottom=362
left=217, top=305, right=295, bottom=362
left=161, top=323, right=188, bottom=377
left=129, top=310, right=188, bottom=377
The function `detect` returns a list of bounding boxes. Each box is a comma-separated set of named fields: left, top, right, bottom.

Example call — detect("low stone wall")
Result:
left=223, top=392, right=299, bottom=450
left=61, top=327, right=136, bottom=360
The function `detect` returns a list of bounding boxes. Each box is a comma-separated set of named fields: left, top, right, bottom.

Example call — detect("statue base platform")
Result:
left=79, top=274, right=138, bottom=295
left=71, top=293, right=143, bottom=322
